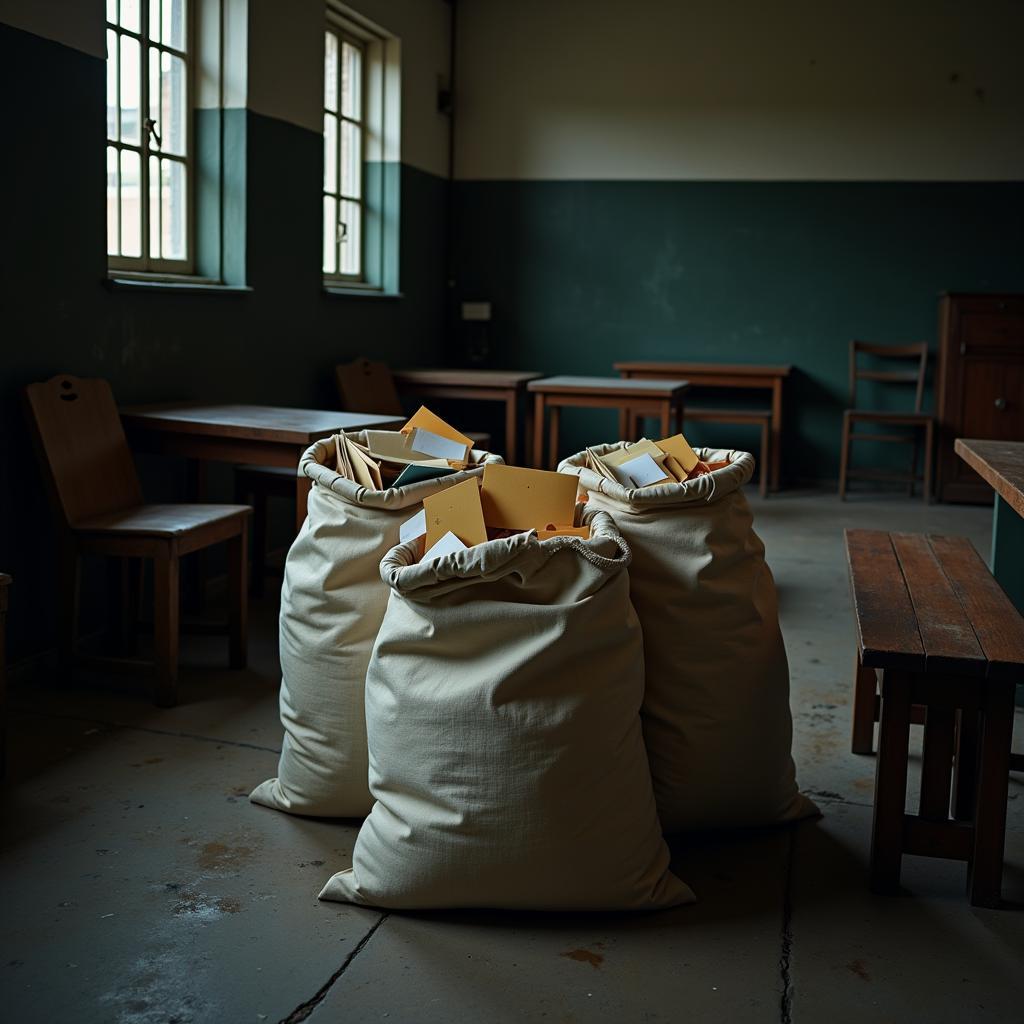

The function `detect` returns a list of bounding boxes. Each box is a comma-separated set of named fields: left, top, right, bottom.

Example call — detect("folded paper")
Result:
left=422, top=476, right=488, bottom=550
left=655, top=433, right=700, bottom=474
left=394, top=462, right=456, bottom=487
left=402, top=406, right=474, bottom=449
left=410, top=427, right=470, bottom=463
left=399, top=508, right=427, bottom=545
left=480, top=464, right=579, bottom=532
left=611, top=453, right=672, bottom=489
left=422, top=530, right=468, bottom=563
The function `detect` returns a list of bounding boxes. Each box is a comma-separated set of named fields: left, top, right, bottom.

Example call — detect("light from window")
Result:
left=323, top=28, right=364, bottom=279
left=106, top=0, right=191, bottom=270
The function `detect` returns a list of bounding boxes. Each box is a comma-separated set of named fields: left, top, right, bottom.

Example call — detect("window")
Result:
left=106, top=0, right=192, bottom=273
left=323, top=23, right=365, bottom=281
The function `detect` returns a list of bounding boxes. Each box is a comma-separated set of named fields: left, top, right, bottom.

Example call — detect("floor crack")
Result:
left=280, top=913, right=389, bottom=1023
left=779, top=828, right=796, bottom=1024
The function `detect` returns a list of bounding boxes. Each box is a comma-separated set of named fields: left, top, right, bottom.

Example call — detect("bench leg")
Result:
left=759, top=419, right=769, bottom=498
left=919, top=704, right=955, bottom=821
left=838, top=412, right=851, bottom=500
left=870, top=669, right=912, bottom=895
left=968, top=680, right=1015, bottom=908
left=153, top=542, right=180, bottom=708
left=227, top=521, right=248, bottom=670
left=952, top=709, right=980, bottom=822
left=851, top=658, right=878, bottom=754
left=57, top=539, right=79, bottom=670
left=922, top=419, right=934, bottom=505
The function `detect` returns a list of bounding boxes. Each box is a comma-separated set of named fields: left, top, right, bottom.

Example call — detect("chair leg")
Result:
left=548, top=405, right=560, bottom=470
left=57, top=539, right=79, bottom=670
left=922, top=420, right=934, bottom=505
left=227, top=520, right=248, bottom=670
left=759, top=420, right=769, bottom=498
left=251, top=489, right=267, bottom=600
left=851, top=658, right=878, bottom=754
left=870, top=670, right=913, bottom=895
left=968, top=680, right=1015, bottom=908
left=152, top=542, right=180, bottom=708
left=838, top=414, right=851, bottom=500
left=908, top=435, right=919, bottom=498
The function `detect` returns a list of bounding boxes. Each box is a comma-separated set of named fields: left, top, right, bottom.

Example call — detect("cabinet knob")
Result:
left=995, top=397, right=1007, bottom=410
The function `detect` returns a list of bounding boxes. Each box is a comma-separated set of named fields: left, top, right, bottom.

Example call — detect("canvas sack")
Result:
left=250, top=432, right=502, bottom=819
left=319, top=509, right=693, bottom=911
left=559, top=445, right=816, bottom=834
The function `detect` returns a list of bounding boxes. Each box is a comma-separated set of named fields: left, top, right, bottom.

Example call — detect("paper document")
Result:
left=422, top=476, right=488, bottom=549
left=656, top=433, right=700, bottom=474
left=394, top=463, right=456, bottom=487
left=399, top=508, right=427, bottom=544
left=365, top=430, right=449, bottom=467
left=422, top=530, right=468, bottom=563
left=410, top=427, right=470, bottom=462
left=401, top=406, right=474, bottom=449
left=611, top=453, right=672, bottom=489
left=479, top=464, right=579, bottom=531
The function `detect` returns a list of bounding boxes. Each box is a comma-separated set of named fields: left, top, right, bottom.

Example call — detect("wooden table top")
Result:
left=955, top=439, right=1024, bottom=518
left=615, top=361, right=792, bottom=379
left=528, top=375, right=690, bottom=397
left=394, top=369, right=544, bottom=388
left=121, top=403, right=403, bottom=446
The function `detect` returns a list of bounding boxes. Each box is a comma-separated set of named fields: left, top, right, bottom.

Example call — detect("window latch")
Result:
left=145, top=117, right=162, bottom=147
left=337, top=221, right=349, bottom=244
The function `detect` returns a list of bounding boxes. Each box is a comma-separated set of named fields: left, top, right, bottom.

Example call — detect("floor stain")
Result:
left=195, top=841, right=254, bottom=872
left=174, top=890, right=242, bottom=919
left=561, top=948, right=604, bottom=969
left=847, top=958, right=871, bottom=981
left=130, top=757, right=164, bottom=768
left=852, top=777, right=874, bottom=791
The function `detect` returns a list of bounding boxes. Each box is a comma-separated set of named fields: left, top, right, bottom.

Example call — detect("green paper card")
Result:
left=394, top=463, right=457, bottom=487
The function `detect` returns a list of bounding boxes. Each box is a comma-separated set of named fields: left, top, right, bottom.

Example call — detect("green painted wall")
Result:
left=0, top=23, right=449, bottom=661
left=450, top=180, right=1024, bottom=474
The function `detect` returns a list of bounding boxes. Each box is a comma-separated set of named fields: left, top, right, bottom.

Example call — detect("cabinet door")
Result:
left=961, top=360, right=1024, bottom=440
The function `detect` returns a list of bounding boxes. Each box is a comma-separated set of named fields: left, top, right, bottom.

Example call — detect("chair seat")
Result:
left=75, top=503, right=250, bottom=538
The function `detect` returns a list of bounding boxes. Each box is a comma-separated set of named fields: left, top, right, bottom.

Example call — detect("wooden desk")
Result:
left=392, top=369, right=543, bottom=465
left=527, top=376, right=689, bottom=469
left=615, top=362, right=792, bottom=491
left=955, top=439, right=1024, bottom=616
left=122, top=404, right=404, bottom=532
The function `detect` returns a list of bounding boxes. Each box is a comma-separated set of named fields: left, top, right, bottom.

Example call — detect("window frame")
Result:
left=106, top=0, right=195, bottom=276
left=323, top=17, right=368, bottom=285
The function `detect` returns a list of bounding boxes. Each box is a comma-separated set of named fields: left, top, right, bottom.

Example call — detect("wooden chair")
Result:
left=24, top=375, right=250, bottom=707
left=838, top=342, right=934, bottom=501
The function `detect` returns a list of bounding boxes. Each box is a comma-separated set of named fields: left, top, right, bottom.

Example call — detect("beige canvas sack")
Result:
left=319, top=510, right=693, bottom=911
left=559, top=445, right=816, bottom=834
left=250, top=432, right=502, bottom=819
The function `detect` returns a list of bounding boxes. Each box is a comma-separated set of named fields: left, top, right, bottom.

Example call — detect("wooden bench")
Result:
left=683, top=408, right=770, bottom=497
left=845, top=529, right=1024, bottom=907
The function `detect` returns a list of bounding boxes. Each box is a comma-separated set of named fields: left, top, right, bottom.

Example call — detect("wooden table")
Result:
left=955, top=439, right=1024, bottom=616
left=392, top=369, right=543, bottom=466
left=615, top=362, right=792, bottom=491
left=122, top=404, right=404, bottom=532
left=527, top=376, right=689, bottom=469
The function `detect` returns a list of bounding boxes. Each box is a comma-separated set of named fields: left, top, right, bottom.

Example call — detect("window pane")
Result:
left=120, top=0, right=140, bottom=33
left=149, top=154, right=161, bottom=257
left=107, top=0, right=117, bottom=23
left=162, top=160, right=187, bottom=260
left=324, top=114, right=337, bottom=193
left=161, top=52, right=187, bottom=155
left=163, top=0, right=186, bottom=51
left=341, top=42, right=361, bottom=120
left=324, top=32, right=338, bottom=112
left=339, top=199, right=361, bottom=276
left=148, top=46, right=161, bottom=149
left=340, top=120, right=361, bottom=199
left=323, top=195, right=337, bottom=274
left=119, top=34, right=141, bottom=144
left=107, top=146, right=120, bottom=255
left=120, top=149, right=142, bottom=257
left=149, top=0, right=160, bottom=40
left=106, top=29, right=118, bottom=139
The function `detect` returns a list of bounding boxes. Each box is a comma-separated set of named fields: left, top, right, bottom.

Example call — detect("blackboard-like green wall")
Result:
left=450, top=179, right=1024, bottom=477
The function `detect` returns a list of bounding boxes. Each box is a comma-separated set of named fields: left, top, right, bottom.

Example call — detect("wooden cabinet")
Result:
left=936, top=294, right=1024, bottom=504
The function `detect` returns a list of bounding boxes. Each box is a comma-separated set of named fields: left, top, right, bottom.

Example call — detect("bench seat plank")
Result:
left=929, top=534, right=1024, bottom=682
left=891, top=532, right=987, bottom=677
left=845, top=529, right=924, bottom=671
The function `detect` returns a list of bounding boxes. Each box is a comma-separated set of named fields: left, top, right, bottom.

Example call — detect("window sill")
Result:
left=323, top=284, right=403, bottom=300
left=107, top=275, right=253, bottom=295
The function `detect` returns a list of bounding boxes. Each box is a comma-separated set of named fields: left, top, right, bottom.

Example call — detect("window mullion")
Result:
left=141, top=12, right=150, bottom=268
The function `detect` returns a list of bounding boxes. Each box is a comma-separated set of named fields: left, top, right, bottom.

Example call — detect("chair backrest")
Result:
left=849, top=341, right=929, bottom=412
left=23, top=374, right=142, bottom=528
left=335, top=357, right=404, bottom=416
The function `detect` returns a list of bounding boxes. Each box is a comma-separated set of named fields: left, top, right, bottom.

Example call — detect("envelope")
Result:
left=421, top=530, right=468, bottom=564
left=480, top=465, right=578, bottom=531
left=409, top=427, right=469, bottom=463
left=365, top=430, right=451, bottom=467
left=394, top=462, right=456, bottom=487
left=656, top=433, right=700, bottom=474
left=401, top=406, right=474, bottom=449
left=345, top=436, right=383, bottom=489
left=422, top=476, right=488, bottom=550
left=661, top=454, right=688, bottom=482
left=585, top=447, right=618, bottom=481
left=611, top=452, right=672, bottom=488
left=600, top=439, right=666, bottom=469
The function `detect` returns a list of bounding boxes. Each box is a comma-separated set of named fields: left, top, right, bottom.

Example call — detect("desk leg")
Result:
left=504, top=390, right=518, bottom=465
left=618, top=407, right=630, bottom=441
left=659, top=401, right=671, bottom=439
left=295, top=476, right=312, bottom=535
left=532, top=394, right=546, bottom=469
left=184, top=459, right=207, bottom=615
left=675, top=399, right=685, bottom=436
left=991, top=494, right=1024, bottom=615
left=548, top=405, right=561, bottom=470
left=770, top=380, right=783, bottom=491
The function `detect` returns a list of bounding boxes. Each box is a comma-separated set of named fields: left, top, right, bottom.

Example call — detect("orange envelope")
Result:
left=401, top=406, right=474, bottom=449
left=480, top=465, right=578, bottom=532
left=422, top=476, right=487, bottom=550
left=656, top=433, right=700, bottom=474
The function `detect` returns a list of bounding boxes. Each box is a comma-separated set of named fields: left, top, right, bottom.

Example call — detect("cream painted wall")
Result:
left=454, top=0, right=1024, bottom=181
left=0, top=0, right=104, bottom=57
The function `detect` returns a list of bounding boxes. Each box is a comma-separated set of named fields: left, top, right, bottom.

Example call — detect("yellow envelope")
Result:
left=401, top=406, right=474, bottom=449
left=537, top=525, right=590, bottom=540
left=422, top=476, right=487, bottom=550
left=585, top=448, right=618, bottom=481
left=345, top=436, right=383, bottom=489
left=656, top=433, right=700, bottom=473
left=480, top=465, right=579, bottom=531
left=661, top=454, right=688, bottom=482
left=600, top=439, right=666, bottom=469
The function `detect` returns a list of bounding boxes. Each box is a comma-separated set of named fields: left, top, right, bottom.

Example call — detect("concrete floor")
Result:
left=2, top=491, right=1022, bottom=1023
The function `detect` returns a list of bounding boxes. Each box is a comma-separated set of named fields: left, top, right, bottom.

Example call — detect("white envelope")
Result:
left=421, top=530, right=469, bottom=563
left=611, top=453, right=672, bottom=489
left=410, top=427, right=469, bottom=462
left=399, top=508, right=427, bottom=544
